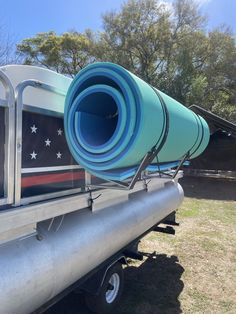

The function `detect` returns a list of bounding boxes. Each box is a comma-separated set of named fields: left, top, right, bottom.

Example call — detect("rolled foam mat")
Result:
left=64, top=62, right=209, bottom=181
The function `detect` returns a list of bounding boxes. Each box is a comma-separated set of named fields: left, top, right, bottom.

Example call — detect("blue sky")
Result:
left=0, top=0, right=235, bottom=44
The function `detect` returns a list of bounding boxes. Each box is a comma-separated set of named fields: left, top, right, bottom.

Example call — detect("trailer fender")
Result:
left=79, top=256, right=126, bottom=296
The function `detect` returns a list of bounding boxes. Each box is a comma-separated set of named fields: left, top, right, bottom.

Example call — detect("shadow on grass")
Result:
left=180, top=176, right=236, bottom=201
left=46, top=252, right=184, bottom=314
left=113, top=252, right=184, bottom=314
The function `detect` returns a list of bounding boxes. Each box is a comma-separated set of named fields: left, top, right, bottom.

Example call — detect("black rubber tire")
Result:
left=85, top=262, right=124, bottom=314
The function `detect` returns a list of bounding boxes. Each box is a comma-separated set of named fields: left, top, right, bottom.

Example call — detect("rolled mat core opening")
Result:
left=78, top=91, right=119, bottom=147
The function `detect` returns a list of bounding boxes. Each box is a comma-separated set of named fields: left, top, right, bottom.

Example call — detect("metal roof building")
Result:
left=186, top=105, right=236, bottom=179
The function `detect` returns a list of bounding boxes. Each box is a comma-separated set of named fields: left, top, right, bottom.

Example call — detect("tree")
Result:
left=96, top=0, right=206, bottom=87
left=17, top=31, right=93, bottom=77
left=203, top=29, right=236, bottom=108
left=17, top=0, right=236, bottom=122
left=0, top=24, right=17, bottom=66
left=96, top=0, right=236, bottom=122
left=96, top=0, right=172, bottom=83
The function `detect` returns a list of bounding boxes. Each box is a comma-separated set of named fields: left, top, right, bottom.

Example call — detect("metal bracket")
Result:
left=123, top=249, right=144, bottom=261
left=172, top=152, right=190, bottom=179
left=162, top=211, right=179, bottom=226
left=153, top=225, right=176, bottom=235
left=87, top=151, right=189, bottom=191
left=87, top=187, right=102, bottom=208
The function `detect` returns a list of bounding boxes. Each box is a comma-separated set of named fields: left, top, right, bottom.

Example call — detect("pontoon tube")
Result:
left=0, top=182, right=183, bottom=314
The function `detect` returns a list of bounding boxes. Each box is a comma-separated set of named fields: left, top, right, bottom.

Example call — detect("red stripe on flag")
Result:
left=21, top=171, right=85, bottom=188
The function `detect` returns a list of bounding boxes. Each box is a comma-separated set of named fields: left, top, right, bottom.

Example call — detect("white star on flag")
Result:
left=45, top=138, right=51, bottom=147
left=31, top=125, right=38, bottom=133
left=57, top=129, right=63, bottom=136
left=30, top=151, right=37, bottom=159
left=56, top=152, right=62, bottom=159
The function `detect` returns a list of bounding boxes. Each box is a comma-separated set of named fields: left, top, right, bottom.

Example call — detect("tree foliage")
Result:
left=17, top=31, right=93, bottom=76
left=97, top=0, right=236, bottom=121
left=0, top=25, right=18, bottom=66
left=16, top=0, right=236, bottom=122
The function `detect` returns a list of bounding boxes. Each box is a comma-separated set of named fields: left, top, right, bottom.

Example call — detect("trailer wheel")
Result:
left=85, top=262, right=124, bottom=313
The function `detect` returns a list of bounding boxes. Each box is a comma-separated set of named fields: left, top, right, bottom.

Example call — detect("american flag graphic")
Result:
left=21, top=111, right=85, bottom=198
left=0, top=107, right=4, bottom=198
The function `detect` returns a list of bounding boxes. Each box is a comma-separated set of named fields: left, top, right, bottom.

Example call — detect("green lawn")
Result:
left=113, top=187, right=236, bottom=314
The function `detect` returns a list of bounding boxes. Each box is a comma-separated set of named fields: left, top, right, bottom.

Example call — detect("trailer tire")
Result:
left=85, top=262, right=124, bottom=313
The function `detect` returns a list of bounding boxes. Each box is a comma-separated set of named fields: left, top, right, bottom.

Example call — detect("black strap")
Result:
left=189, top=114, right=205, bottom=158
left=147, top=86, right=169, bottom=161
left=128, top=86, right=169, bottom=184
left=187, top=111, right=201, bottom=156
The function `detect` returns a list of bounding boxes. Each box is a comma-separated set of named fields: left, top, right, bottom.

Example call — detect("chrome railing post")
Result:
left=0, top=69, right=15, bottom=206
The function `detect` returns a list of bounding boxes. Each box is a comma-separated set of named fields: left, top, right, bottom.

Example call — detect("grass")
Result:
left=112, top=193, right=236, bottom=314
left=47, top=177, right=236, bottom=314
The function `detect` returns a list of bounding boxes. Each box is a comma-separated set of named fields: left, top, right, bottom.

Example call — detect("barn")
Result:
left=185, top=105, right=236, bottom=179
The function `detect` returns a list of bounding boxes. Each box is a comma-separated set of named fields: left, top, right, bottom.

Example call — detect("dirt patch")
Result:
left=180, top=176, right=236, bottom=201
